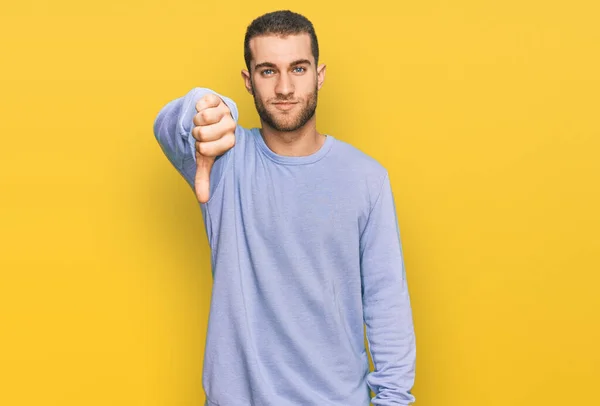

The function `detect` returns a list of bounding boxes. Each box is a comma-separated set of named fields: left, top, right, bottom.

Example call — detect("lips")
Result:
left=273, top=102, right=298, bottom=111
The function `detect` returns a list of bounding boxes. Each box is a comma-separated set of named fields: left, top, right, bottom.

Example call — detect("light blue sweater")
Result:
left=153, top=87, right=416, bottom=406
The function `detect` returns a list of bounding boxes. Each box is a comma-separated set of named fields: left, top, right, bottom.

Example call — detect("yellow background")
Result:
left=1, top=1, right=599, bottom=405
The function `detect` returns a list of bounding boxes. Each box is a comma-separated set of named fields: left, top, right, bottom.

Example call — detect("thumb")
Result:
left=195, top=153, right=215, bottom=203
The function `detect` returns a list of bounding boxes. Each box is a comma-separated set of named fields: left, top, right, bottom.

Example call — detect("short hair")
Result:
left=244, top=10, right=320, bottom=72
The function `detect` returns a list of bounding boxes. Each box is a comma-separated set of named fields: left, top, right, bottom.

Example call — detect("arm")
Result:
left=360, top=172, right=417, bottom=405
left=152, top=87, right=239, bottom=189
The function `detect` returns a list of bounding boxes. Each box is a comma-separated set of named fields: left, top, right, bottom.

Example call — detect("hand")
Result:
left=192, top=93, right=236, bottom=203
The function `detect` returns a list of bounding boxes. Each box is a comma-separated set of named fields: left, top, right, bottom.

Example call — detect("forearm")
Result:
left=364, top=274, right=416, bottom=405
left=153, top=94, right=188, bottom=168
left=152, top=87, right=239, bottom=186
left=360, top=173, right=417, bottom=405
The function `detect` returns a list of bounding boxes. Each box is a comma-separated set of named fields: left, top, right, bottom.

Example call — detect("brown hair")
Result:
left=244, top=10, right=319, bottom=72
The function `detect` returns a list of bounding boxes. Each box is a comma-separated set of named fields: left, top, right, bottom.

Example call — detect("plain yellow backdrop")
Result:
left=1, top=1, right=599, bottom=405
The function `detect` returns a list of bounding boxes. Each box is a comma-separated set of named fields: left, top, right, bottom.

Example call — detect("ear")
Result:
left=316, top=64, right=326, bottom=90
left=241, top=69, right=253, bottom=95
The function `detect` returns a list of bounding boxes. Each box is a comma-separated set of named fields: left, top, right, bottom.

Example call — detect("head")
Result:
left=241, top=10, right=326, bottom=132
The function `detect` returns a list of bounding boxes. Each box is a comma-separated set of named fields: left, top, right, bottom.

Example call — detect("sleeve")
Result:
left=152, top=86, right=239, bottom=193
left=360, top=172, right=417, bottom=406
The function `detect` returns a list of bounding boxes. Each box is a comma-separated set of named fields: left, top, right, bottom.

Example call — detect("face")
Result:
left=242, top=33, right=326, bottom=132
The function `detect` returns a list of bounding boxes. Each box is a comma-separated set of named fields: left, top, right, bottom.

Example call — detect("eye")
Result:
left=261, top=69, right=274, bottom=76
left=293, top=66, right=306, bottom=73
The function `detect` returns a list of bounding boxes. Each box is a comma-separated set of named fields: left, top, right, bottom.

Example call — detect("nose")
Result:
left=274, top=71, right=294, bottom=98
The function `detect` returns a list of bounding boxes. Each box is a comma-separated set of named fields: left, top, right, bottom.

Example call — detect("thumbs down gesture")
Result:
left=191, top=93, right=236, bottom=203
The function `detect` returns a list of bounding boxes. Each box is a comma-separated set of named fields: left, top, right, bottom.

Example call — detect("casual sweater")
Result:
left=153, top=87, right=416, bottom=406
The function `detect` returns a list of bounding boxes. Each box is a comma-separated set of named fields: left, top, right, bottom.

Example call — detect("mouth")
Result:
left=273, top=102, right=298, bottom=111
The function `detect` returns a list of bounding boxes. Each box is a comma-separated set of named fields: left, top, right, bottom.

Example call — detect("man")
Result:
left=153, top=9, right=416, bottom=406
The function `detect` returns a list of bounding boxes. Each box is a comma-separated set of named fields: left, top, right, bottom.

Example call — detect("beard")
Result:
left=251, top=82, right=318, bottom=132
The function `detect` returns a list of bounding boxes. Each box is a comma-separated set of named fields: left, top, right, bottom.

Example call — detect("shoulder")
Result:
left=328, top=136, right=391, bottom=207
left=330, top=136, right=388, bottom=181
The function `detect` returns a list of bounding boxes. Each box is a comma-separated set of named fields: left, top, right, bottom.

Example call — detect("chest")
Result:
left=234, top=163, right=366, bottom=248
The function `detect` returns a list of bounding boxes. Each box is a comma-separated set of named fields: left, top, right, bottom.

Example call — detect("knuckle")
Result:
left=200, top=109, right=210, bottom=122
left=196, top=96, right=207, bottom=111
left=206, top=93, right=218, bottom=105
left=196, top=126, right=207, bottom=141
left=193, top=112, right=202, bottom=126
left=192, top=126, right=200, bottom=140
left=197, top=142, right=209, bottom=156
left=226, top=133, right=236, bottom=149
left=228, top=120, right=236, bottom=132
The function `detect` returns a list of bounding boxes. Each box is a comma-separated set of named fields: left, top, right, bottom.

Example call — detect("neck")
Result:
left=259, top=117, right=326, bottom=157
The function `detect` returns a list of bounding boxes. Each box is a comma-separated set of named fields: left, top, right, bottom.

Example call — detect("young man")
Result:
left=153, top=10, right=416, bottom=406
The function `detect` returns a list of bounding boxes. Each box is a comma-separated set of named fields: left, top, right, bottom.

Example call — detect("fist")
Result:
left=192, top=93, right=236, bottom=203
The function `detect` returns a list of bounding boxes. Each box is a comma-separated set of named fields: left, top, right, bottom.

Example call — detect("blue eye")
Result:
left=260, top=67, right=306, bottom=76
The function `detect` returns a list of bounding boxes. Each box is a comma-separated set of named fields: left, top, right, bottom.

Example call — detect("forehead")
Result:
left=249, top=33, right=313, bottom=67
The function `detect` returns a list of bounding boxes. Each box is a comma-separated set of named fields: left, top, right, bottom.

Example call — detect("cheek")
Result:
left=253, top=82, right=273, bottom=101
left=298, top=77, right=317, bottom=95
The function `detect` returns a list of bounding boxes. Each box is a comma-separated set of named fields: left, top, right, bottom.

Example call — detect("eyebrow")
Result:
left=254, top=59, right=312, bottom=71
